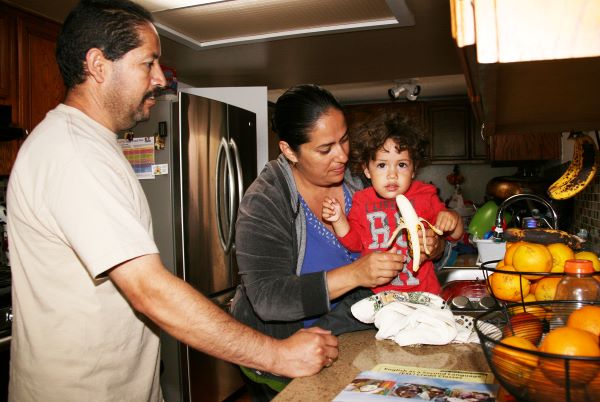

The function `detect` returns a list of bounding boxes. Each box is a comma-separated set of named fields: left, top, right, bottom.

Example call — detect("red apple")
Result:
left=502, top=312, right=544, bottom=345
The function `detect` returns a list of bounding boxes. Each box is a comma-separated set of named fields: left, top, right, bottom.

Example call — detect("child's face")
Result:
left=363, top=138, right=414, bottom=199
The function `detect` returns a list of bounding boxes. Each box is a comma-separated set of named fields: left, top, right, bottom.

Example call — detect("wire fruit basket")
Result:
left=479, top=260, right=600, bottom=310
left=475, top=301, right=600, bottom=402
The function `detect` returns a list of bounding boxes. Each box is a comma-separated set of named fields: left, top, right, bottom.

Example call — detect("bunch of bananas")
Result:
left=547, top=132, right=599, bottom=200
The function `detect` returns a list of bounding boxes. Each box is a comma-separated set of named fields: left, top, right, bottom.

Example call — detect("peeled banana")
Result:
left=547, top=132, right=599, bottom=200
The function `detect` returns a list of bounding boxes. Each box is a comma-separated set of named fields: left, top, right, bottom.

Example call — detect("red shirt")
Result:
left=338, top=180, right=446, bottom=294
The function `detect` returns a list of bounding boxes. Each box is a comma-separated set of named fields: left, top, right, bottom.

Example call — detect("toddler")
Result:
left=322, top=116, right=463, bottom=294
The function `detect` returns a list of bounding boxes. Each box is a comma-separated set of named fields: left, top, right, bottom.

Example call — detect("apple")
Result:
left=502, top=312, right=544, bottom=345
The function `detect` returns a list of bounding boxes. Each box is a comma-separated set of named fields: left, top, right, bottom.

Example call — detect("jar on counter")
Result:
left=554, top=259, right=600, bottom=303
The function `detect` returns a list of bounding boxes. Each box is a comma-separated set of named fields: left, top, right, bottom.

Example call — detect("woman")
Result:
left=231, top=84, right=446, bottom=399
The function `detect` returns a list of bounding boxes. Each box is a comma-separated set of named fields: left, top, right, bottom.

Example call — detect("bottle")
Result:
left=554, top=259, right=600, bottom=304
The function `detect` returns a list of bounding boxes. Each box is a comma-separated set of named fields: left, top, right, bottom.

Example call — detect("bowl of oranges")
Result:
left=479, top=241, right=600, bottom=305
left=475, top=301, right=600, bottom=402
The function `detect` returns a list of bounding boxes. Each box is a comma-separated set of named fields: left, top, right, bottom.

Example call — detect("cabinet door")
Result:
left=427, top=102, right=469, bottom=160
left=490, top=132, right=561, bottom=162
left=17, top=14, right=64, bottom=132
left=0, top=8, right=14, bottom=100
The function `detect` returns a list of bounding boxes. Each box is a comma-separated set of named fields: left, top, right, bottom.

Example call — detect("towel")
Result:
left=351, top=291, right=487, bottom=346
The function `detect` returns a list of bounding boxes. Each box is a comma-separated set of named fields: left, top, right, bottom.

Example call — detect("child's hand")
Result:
left=322, top=196, right=342, bottom=223
left=435, top=210, right=464, bottom=241
left=435, top=210, right=459, bottom=233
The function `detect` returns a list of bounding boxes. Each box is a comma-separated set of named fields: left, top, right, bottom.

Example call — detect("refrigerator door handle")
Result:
left=216, top=137, right=236, bottom=253
left=229, top=138, right=244, bottom=208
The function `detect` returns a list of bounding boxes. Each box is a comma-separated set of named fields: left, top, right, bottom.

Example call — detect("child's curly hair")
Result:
left=349, top=114, right=429, bottom=175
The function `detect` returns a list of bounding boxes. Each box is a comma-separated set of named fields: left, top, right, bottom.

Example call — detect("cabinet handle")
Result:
left=480, top=122, right=486, bottom=141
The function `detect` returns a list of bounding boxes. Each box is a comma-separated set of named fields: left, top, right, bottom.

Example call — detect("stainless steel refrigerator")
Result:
left=131, top=92, right=257, bottom=402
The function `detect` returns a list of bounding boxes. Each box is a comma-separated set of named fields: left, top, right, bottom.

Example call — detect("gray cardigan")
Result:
left=230, top=154, right=365, bottom=340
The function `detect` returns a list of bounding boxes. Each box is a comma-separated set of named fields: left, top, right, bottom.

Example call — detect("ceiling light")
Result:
left=388, top=83, right=421, bottom=101
left=147, top=0, right=224, bottom=11
left=155, top=18, right=400, bottom=49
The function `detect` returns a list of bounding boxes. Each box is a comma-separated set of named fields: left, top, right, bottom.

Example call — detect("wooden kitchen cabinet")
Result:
left=17, top=11, right=64, bottom=132
left=0, top=10, right=15, bottom=101
left=489, top=132, right=561, bottom=163
left=0, top=3, right=64, bottom=175
left=343, top=98, right=485, bottom=164
left=425, top=99, right=486, bottom=163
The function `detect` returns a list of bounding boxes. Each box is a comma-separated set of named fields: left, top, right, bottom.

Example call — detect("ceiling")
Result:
left=4, top=0, right=467, bottom=103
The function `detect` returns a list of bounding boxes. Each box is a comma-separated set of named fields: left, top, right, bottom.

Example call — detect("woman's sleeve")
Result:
left=235, top=185, right=330, bottom=322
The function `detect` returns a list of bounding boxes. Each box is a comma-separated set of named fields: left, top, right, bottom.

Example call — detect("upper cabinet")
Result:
left=450, top=0, right=600, bottom=137
left=425, top=99, right=486, bottom=162
left=344, top=98, right=486, bottom=164
left=0, top=3, right=64, bottom=175
left=17, top=13, right=64, bottom=132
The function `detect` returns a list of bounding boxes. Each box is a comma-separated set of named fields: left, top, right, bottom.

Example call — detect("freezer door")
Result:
left=226, top=104, right=256, bottom=285
left=180, top=93, right=232, bottom=295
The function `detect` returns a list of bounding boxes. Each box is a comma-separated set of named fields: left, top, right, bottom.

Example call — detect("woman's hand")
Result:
left=325, top=250, right=405, bottom=299
left=419, top=227, right=446, bottom=261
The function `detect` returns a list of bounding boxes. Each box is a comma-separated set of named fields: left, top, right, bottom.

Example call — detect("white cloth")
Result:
left=7, top=104, right=161, bottom=401
left=351, top=291, right=481, bottom=346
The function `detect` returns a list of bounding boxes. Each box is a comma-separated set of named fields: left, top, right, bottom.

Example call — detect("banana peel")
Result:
left=503, top=228, right=585, bottom=250
left=547, top=132, right=599, bottom=200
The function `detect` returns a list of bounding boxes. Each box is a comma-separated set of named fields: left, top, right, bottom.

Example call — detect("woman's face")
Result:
left=293, top=108, right=349, bottom=187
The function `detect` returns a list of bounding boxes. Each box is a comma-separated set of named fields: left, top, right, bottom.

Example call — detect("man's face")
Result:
left=105, top=23, right=167, bottom=131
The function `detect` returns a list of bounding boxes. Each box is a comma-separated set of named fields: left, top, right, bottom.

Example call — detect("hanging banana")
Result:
left=385, top=194, right=443, bottom=271
left=548, top=132, right=599, bottom=200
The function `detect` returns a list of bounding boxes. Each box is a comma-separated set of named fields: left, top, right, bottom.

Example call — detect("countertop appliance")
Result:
left=131, top=93, right=257, bottom=402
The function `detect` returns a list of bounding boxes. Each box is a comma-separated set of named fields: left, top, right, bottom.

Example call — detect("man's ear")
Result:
left=85, top=48, right=108, bottom=83
left=279, top=141, right=298, bottom=164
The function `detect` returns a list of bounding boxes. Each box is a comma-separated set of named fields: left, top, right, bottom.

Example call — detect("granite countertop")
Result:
left=274, top=330, right=491, bottom=402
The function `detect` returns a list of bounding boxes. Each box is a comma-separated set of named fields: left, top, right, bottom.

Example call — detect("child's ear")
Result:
left=363, top=165, right=371, bottom=179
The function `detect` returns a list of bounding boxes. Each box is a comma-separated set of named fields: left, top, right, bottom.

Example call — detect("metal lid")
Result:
left=451, top=296, right=470, bottom=309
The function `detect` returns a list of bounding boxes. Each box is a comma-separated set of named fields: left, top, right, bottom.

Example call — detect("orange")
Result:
left=492, top=335, right=539, bottom=388
left=507, top=297, right=548, bottom=321
left=526, top=367, right=587, bottom=401
left=503, top=241, right=525, bottom=266
left=546, top=243, right=574, bottom=273
left=488, top=265, right=530, bottom=302
left=574, top=251, right=600, bottom=272
left=539, top=326, right=600, bottom=385
left=533, top=276, right=562, bottom=301
left=503, top=312, right=544, bottom=345
left=512, top=242, right=553, bottom=279
left=567, top=305, right=600, bottom=338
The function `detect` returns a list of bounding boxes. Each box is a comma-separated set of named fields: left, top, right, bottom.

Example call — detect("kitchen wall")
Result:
left=571, top=174, right=600, bottom=254
left=416, top=164, right=515, bottom=206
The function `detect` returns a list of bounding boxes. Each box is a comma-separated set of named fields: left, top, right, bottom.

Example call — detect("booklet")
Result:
left=332, top=364, right=498, bottom=401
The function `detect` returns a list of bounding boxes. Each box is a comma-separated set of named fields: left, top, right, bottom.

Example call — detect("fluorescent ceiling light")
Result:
left=149, top=0, right=224, bottom=8
left=156, top=18, right=400, bottom=49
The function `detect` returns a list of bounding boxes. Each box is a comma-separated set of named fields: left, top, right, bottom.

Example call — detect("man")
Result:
left=6, top=1, right=338, bottom=400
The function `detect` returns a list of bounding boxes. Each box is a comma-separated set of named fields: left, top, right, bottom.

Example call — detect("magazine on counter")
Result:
left=332, top=364, right=498, bottom=401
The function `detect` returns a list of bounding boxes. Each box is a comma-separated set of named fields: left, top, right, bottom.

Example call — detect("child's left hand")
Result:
left=435, top=210, right=459, bottom=233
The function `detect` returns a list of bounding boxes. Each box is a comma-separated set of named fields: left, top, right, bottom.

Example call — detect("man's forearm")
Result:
left=109, top=254, right=279, bottom=372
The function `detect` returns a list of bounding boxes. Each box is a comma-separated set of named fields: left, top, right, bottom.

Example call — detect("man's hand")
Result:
left=271, top=327, right=339, bottom=377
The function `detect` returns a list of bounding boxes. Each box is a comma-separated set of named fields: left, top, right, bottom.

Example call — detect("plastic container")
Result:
left=474, top=239, right=506, bottom=266
left=554, top=259, right=600, bottom=302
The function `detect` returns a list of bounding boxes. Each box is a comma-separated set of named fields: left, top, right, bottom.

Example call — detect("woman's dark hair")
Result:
left=56, top=0, right=154, bottom=89
left=272, top=84, right=343, bottom=152
left=349, top=114, right=429, bottom=174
